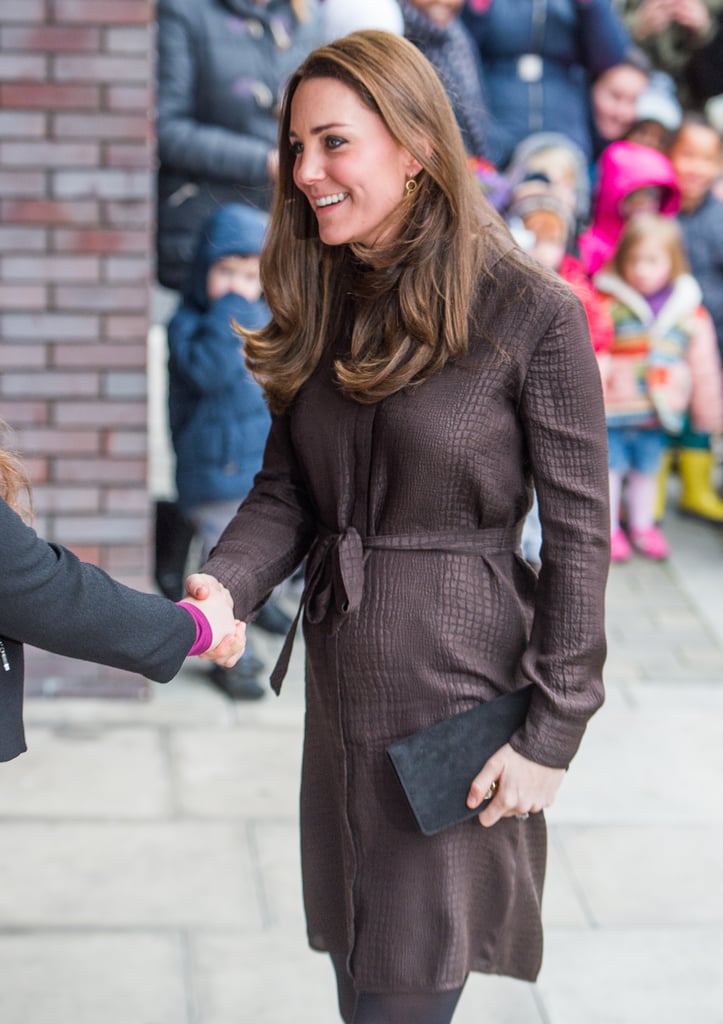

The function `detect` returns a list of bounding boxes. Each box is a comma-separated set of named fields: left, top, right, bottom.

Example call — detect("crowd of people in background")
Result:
left=154, top=0, right=723, bottom=697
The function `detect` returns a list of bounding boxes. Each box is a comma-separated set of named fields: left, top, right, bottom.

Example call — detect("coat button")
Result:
left=517, top=54, right=543, bottom=83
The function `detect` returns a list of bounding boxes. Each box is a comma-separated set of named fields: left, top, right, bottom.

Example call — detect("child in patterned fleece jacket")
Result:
left=594, top=213, right=723, bottom=561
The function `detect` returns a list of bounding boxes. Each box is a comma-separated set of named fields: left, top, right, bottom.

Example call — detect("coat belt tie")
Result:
left=268, top=524, right=521, bottom=695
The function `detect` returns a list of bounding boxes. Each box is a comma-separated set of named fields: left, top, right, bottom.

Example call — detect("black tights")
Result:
left=331, top=954, right=466, bottom=1024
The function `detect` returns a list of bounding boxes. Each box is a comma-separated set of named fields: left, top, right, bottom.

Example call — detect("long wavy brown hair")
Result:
left=243, top=30, right=510, bottom=413
left=0, top=421, right=32, bottom=520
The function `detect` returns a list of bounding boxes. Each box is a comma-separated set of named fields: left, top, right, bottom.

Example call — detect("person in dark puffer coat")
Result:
left=156, top=0, right=324, bottom=290
left=462, top=0, right=630, bottom=168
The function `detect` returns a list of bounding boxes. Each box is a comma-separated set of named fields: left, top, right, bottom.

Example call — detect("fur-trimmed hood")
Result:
left=593, top=271, right=702, bottom=338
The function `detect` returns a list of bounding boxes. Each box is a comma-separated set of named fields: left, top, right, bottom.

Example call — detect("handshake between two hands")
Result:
left=181, top=572, right=247, bottom=668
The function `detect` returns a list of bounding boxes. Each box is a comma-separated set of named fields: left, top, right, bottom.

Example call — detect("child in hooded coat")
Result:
left=578, top=139, right=680, bottom=278
left=167, top=203, right=279, bottom=699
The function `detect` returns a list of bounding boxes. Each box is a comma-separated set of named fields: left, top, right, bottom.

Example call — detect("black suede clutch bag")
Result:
left=386, top=685, right=533, bottom=836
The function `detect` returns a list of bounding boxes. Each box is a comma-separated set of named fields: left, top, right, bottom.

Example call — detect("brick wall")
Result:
left=0, top=1, right=156, bottom=695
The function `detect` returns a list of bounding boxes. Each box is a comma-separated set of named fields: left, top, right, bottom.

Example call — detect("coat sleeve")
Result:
left=576, top=0, right=630, bottom=78
left=202, top=412, right=317, bottom=619
left=0, top=499, right=196, bottom=683
left=511, top=284, right=610, bottom=768
left=156, top=0, right=270, bottom=186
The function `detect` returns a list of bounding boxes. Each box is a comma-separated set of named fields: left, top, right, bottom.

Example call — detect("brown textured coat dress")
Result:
left=204, top=243, right=610, bottom=992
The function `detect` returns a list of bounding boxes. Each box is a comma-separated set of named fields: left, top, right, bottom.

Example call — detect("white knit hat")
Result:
left=635, top=72, right=682, bottom=132
left=323, top=0, right=404, bottom=40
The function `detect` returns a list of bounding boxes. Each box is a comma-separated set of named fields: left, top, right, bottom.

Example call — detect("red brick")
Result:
left=0, top=226, right=47, bottom=252
left=1, top=312, right=100, bottom=341
left=0, top=401, right=50, bottom=426
left=0, top=344, right=47, bottom=369
left=0, top=283, right=48, bottom=309
left=53, top=112, right=151, bottom=140
left=0, top=110, right=46, bottom=136
left=51, top=1, right=152, bottom=25
left=0, top=171, right=45, bottom=197
left=23, top=456, right=49, bottom=484
left=53, top=227, right=147, bottom=253
left=53, top=169, right=151, bottom=201
left=1, top=370, right=98, bottom=398
left=103, top=371, right=147, bottom=399
left=105, top=143, right=149, bottom=168
left=59, top=542, right=100, bottom=562
left=102, top=487, right=151, bottom=513
left=55, top=283, right=148, bottom=312
left=53, top=54, right=148, bottom=83
left=54, top=400, right=146, bottom=427
left=53, top=457, right=146, bottom=484
left=103, top=314, right=148, bottom=340
left=1, top=82, right=99, bottom=108
left=104, top=201, right=149, bottom=229
left=0, top=54, right=47, bottom=80
left=15, top=427, right=99, bottom=455
left=104, top=430, right=146, bottom=457
left=53, top=513, right=150, bottom=544
left=104, top=26, right=151, bottom=54
left=102, top=256, right=149, bottom=283
left=32, top=484, right=101, bottom=513
left=0, top=0, right=46, bottom=23
left=0, top=140, right=99, bottom=167
left=2, top=198, right=99, bottom=225
left=53, top=342, right=146, bottom=368
left=1, top=25, right=101, bottom=52
left=3, top=254, right=100, bottom=282
left=106, top=84, right=152, bottom=112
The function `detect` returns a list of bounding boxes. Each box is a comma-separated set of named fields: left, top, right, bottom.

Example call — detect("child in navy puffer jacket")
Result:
left=168, top=203, right=276, bottom=699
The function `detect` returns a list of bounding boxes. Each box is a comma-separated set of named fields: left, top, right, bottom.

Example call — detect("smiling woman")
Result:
left=189, top=29, right=610, bottom=1024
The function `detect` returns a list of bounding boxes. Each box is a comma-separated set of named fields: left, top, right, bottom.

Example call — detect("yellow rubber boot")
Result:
left=654, top=448, right=673, bottom=523
left=677, top=448, right=723, bottom=523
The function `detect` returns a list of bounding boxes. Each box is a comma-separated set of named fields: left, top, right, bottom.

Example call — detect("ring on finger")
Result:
left=483, top=780, right=498, bottom=801
left=514, top=812, right=530, bottom=821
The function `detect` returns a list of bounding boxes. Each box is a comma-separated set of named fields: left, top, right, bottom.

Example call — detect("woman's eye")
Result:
left=290, top=141, right=303, bottom=155
left=325, top=136, right=346, bottom=150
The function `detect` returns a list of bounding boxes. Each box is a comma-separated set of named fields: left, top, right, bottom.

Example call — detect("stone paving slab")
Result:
left=554, top=824, right=723, bottom=926
left=548, top=698, right=723, bottom=825
left=0, top=933, right=190, bottom=1024
left=171, top=727, right=304, bottom=821
left=538, top=927, right=723, bottom=1024
left=0, top=822, right=262, bottom=929
left=0, top=727, right=172, bottom=818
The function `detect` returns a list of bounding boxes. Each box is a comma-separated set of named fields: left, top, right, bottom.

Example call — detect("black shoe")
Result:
left=209, top=663, right=266, bottom=700
left=253, top=600, right=293, bottom=636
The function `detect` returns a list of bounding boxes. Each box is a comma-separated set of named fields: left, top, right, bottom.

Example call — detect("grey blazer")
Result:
left=0, top=498, right=196, bottom=762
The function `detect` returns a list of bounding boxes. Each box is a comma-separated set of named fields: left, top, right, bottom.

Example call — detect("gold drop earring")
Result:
left=405, top=177, right=418, bottom=197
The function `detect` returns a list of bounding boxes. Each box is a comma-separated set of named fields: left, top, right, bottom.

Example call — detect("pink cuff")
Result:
left=177, top=601, right=213, bottom=655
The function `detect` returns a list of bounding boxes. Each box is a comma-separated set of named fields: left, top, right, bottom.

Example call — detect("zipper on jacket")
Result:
left=0, top=640, right=10, bottom=672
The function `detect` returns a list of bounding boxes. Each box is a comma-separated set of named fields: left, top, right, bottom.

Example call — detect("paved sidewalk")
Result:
left=1, top=509, right=722, bottom=1024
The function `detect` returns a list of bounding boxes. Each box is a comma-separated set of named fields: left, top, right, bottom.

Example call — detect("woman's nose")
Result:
left=294, top=145, right=324, bottom=185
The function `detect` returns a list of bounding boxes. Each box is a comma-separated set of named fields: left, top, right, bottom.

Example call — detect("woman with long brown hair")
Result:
left=189, top=30, right=609, bottom=1023
left=0, top=423, right=244, bottom=763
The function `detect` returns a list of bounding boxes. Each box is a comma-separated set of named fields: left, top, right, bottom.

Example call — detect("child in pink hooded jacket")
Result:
left=579, top=139, right=681, bottom=277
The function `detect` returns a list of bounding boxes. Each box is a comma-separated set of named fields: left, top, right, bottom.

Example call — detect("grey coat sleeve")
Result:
left=156, top=1, right=271, bottom=186
left=0, top=499, right=196, bottom=684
